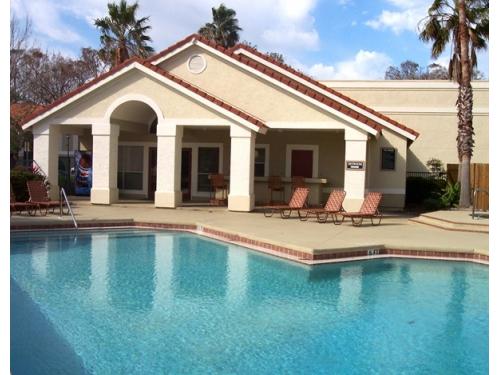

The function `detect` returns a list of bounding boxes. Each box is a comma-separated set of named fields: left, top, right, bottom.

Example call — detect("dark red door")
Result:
left=291, top=150, right=313, bottom=178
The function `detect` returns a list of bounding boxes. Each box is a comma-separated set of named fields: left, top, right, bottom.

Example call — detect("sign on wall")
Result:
left=346, top=161, right=365, bottom=170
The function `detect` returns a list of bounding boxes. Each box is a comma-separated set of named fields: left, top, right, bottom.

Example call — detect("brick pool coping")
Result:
left=10, top=221, right=488, bottom=265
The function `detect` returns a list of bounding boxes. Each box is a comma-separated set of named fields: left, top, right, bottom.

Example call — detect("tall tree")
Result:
left=199, top=4, right=242, bottom=48
left=419, top=0, right=488, bottom=207
left=94, top=0, right=154, bottom=66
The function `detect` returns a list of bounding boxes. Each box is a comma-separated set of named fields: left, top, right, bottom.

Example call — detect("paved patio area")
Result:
left=10, top=201, right=488, bottom=261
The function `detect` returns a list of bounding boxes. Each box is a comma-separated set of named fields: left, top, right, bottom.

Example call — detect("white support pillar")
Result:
left=33, top=123, right=60, bottom=200
left=344, top=127, right=368, bottom=211
left=155, top=122, right=183, bottom=208
left=91, top=122, right=119, bottom=204
left=228, top=125, right=255, bottom=212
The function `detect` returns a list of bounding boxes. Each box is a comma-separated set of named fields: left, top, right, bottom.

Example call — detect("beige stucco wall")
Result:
left=54, top=70, right=226, bottom=122
left=322, top=80, right=489, bottom=172
left=159, top=45, right=345, bottom=124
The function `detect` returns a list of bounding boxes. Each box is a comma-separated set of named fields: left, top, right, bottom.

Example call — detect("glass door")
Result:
left=197, top=147, right=220, bottom=193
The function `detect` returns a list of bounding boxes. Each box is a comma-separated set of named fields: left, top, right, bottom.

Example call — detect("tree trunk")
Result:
left=457, top=0, right=473, bottom=208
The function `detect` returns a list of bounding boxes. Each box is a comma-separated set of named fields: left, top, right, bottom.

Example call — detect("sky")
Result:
left=10, top=0, right=489, bottom=80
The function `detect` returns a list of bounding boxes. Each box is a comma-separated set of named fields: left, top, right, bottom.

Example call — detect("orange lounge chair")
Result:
left=336, top=192, right=383, bottom=226
left=263, top=187, right=310, bottom=219
left=299, top=189, right=346, bottom=223
left=27, top=180, right=61, bottom=216
left=10, top=187, right=36, bottom=216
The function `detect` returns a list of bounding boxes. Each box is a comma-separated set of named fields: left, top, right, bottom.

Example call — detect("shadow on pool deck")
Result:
left=11, top=280, right=88, bottom=375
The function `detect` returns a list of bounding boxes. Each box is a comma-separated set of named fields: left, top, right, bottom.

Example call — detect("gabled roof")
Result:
left=230, top=43, right=419, bottom=139
left=21, top=58, right=267, bottom=132
left=149, top=34, right=419, bottom=140
left=11, top=103, right=45, bottom=127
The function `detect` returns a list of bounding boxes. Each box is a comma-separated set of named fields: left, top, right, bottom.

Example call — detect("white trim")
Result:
left=266, top=121, right=345, bottom=130
left=374, top=106, right=489, bottom=115
left=22, top=62, right=265, bottom=134
left=105, top=93, right=165, bottom=123
left=255, top=144, right=270, bottom=177
left=320, top=80, right=489, bottom=90
left=152, top=40, right=378, bottom=136
left=186, top=54, right=207, bottom=74
left=117, top=141, right=156, bottom=197
left=285, top=144, right=319, bottom=178
left=182, top=142, right=224, bottom=198
left=233, top=48, right=416, bottom=141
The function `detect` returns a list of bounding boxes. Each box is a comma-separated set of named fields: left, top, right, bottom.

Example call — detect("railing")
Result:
left=60, top=187, right=78, bottom=230
left=406, top=171, right=447, bottom=180
left=472, top=188, right=489, bottom=220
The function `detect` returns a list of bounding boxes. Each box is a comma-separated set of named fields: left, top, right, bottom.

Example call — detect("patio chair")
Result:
left=299, top=189, right=346, bottom=223
left=263, top=187, right=310, bottom=219
left=10, top=186, right=36, bottom=216
left=26, top=180, right=61, bottom=216
left=267, top=176, right=285, bottom=204
left=209, top=174, right=228, bottom=206
left=336, top=192, right=383, bottom=226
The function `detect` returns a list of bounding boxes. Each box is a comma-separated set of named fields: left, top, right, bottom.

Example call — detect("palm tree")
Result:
left=419, top=0, right=488, bottom=207
left=94, top=0, right=154, bottom=66
left=199, top=4, right=242, bottom=48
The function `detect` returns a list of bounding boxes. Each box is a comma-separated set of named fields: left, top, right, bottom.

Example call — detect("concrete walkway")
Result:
left=11, top=202, right=488, bottom=258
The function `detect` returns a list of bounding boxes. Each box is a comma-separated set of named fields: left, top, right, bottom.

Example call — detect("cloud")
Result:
left=365, top=0, right=428, bottom=34
left=11, top=0, right=321, bottom=55
left=293, top=50, right=392, bottom=80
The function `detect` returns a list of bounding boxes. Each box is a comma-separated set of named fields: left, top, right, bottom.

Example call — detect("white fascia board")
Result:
left=22, top=64, right=138, bottom=130
left=234, top=48, right=416, bottom=141
left=23, top=61, right=265, bottom=134
left=149, top=40, right=196, bottom=65
left=266, top=121, right=345, bottom=130
left=132, top=64, right=265, bottom=134
left=150, top=40, right=378, bottom=136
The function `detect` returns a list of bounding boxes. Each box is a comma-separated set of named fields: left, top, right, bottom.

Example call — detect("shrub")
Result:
left=10, top=167, right=46, bottom=201
left=440, top=182, right=460, bottom=208
left=405, top=176, right=446, bottom=208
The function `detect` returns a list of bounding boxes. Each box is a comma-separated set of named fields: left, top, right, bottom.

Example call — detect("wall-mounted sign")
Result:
left=346, top=161, right=365, bottom=170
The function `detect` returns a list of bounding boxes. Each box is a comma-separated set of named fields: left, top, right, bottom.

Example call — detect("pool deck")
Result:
left=10, top=202, right=489, bottom=265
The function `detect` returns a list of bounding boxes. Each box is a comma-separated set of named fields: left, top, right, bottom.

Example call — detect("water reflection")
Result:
left=172, top=236, right=228, bottom=299
left=153, top=234, right=174, bottom=310
left=108, top=233, right=156, bottom=312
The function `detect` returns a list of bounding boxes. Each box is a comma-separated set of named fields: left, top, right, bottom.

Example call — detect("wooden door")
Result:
left=291, top=150, right=313, bottom=178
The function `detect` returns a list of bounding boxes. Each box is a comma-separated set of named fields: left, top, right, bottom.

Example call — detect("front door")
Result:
left=181, top=148, right=192, bottom=201
left=291, top=149, right=313, bottom=178
left=197, top=147, right=220, bottom=194
left=148, top=147, right=157, bottom=200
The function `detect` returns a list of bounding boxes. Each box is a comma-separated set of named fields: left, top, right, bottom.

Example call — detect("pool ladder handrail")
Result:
left=60, top=187, right=78, bottom=230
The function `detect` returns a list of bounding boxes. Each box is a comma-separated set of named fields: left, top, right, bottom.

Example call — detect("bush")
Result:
left=405, top=176, right=446, bottom=207
left=440, top=182, right=460, bottom=208
left=11, top=167, right=46, bottom=201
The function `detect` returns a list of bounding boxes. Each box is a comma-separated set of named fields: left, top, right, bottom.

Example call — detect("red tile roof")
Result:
left=230, top=43, right=419, bottom=138
left=21, top=56, right=267, bottom=130
left=11, top=103, right=46, bottom=127
left=148, top=34, right=418, bottom=138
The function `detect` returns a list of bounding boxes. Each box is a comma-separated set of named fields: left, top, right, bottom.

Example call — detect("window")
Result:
left=118, top=146, right=144, bottom=190
left=381, top=148, right=396, bottom=170
left=187, top=54, right=207, bottom=74
left=197, top=147, right=220, bottom=192
left=291, top=150, right=314, bottom=178
left=254, top=147, right=267, bottom=177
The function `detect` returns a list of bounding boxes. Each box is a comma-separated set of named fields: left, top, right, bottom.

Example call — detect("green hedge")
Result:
left=10, top=167, right=46, bottom=201
left=405, top=176, right=447, bottom=211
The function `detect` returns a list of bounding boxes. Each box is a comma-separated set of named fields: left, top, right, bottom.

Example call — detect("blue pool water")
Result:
left=11, top=230, right=488, bottom=374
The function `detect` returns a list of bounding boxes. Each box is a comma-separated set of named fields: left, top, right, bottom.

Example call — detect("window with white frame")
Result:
left=254, top=145, right=269, bottom=177
left=118, top=145, right=144, bottom=190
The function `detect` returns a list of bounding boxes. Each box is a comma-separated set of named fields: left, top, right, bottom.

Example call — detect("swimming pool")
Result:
left=11, top=229, right=488, bottom=374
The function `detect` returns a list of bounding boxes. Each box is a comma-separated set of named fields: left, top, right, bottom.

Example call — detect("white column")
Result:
left=91, top=122, right=119, bottom=204
left=155, top=122, right=183, bottom=208
left=90, top=233, right=109, bottom=303
left=228, top=125, right=255, bottom=212
left=344, top=127, right=368, bottom=211
left=33, top=123, right=60, bottom=200
left=153, top=234, right=174, bottom=312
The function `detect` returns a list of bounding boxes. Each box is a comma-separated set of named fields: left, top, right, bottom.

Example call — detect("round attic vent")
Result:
left=187, top=54, right=207, bottom=74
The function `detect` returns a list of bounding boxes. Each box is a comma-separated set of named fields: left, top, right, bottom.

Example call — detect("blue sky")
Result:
left=10, top=0, right=489, bottom=79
